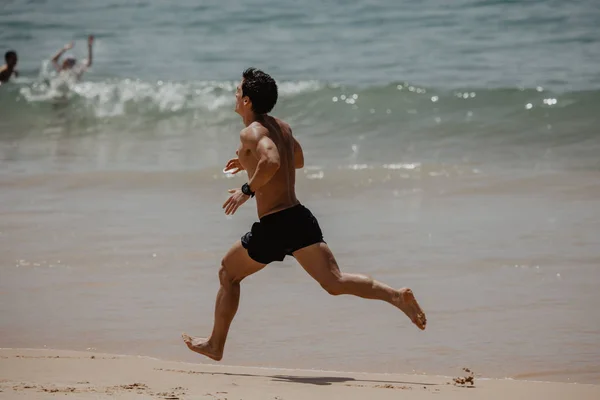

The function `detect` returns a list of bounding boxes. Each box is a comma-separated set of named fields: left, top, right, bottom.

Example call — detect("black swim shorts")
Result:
left=241, top=204, right=325, bottom=264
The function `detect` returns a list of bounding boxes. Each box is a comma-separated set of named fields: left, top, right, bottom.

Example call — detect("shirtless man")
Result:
left=0, top=51, right=19, bottom=84
left=51, top=35, right=94, bottom=79
left=182, top=68, right=426, bottom=361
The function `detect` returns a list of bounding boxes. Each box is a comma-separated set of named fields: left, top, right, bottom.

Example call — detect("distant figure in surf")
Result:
left=51, top=35, right=94, bottom=80
left=182, top=68, right=427, bottom=362
left=0, top=50, right=19, bottom=84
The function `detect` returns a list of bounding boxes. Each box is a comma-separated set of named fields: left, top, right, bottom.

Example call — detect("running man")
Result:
left=51, top=35, right=94, bottom=79
left=182, top=68, right=426, bottom=361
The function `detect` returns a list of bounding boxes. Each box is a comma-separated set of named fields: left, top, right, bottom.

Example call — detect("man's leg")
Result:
left=292, top=242, right=426, bottom=330
left=182, top=240, right=267, bottom=360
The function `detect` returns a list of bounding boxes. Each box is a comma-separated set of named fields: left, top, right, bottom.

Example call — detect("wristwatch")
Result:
left=241, top=183, right=255, bottom=197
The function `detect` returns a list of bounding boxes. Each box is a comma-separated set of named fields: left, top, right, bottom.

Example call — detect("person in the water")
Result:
left=51, top=35, right=94, bottom=80
left=0, top=50, right=19, bottom=84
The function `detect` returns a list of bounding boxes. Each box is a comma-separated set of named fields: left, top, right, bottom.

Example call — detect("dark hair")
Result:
left=242, top=67, right=278, bottom=115
left=5, top=50, right=17, bottom=62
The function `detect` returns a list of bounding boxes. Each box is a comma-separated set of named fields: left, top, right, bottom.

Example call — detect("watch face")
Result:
left=242, top=183, right=254, bottom=197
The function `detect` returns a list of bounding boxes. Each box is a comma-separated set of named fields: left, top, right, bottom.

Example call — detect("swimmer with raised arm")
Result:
left=51, top=35, right=94, bottom=80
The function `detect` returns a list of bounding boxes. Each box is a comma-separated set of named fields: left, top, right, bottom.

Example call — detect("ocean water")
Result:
left=1, top=0, right=599, bottom=383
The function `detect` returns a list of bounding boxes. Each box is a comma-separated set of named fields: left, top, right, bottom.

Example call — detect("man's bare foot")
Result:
left=395, top=288, right=427, bottom=330
left=181, top=333, right=223, bottom=361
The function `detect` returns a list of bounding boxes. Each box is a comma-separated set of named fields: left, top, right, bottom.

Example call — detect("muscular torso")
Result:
left=237, top=116, right=299, bottom=218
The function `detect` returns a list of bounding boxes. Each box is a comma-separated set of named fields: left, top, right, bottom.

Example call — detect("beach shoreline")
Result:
left=1, top=348, right=599, bottom=399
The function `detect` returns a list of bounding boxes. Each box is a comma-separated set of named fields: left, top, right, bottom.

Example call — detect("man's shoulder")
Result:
left=240, top=117, right=291, bottom=142
left=241, top=121, right=271, bottom=138
left=0, top=67, right=9, bottom=81
left=239, top=124, right=265, bottom=143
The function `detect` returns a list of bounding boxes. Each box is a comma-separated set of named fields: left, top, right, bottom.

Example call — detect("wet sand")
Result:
left=1, top=348, right=599, bottom=399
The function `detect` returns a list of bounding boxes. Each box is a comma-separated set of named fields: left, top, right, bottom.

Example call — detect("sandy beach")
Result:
left=1, top=348, right=599, bottom=400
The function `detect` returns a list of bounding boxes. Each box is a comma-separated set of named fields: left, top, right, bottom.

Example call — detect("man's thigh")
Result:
left=222, top=240, right=267, bottom=281
left=292, top=242, right=342, bottom=285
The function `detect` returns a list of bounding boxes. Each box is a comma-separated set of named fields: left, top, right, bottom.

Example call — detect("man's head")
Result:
left=5, top=51, right=17, bottom=67
left=235, top=68, right=278, bottom=116
left=62, top=56, right=77, bottom=70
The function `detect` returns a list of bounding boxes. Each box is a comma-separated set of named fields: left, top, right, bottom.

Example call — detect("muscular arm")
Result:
left=292, top=135, right=304, bottom=169
left=244, top=130, right=281, bottom=193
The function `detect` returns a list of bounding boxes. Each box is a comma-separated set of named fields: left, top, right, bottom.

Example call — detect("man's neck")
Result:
left=242, top=112, right=264, bottom=127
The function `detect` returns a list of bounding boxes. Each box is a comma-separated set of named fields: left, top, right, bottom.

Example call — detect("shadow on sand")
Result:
left=156, top=368, right=438, bottom=387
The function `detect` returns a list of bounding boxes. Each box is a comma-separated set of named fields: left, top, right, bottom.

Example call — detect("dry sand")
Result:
left=1, top=348, right=598, bottom=399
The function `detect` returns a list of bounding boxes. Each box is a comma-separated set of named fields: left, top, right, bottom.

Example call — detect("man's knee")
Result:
left=219, top=259, right=238, bottom=286
left=321, top=278, right=344, bottom=296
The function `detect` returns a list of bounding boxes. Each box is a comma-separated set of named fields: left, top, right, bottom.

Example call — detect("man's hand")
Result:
left=64, top=41, right=74, bottom=51
left=88, top=35, right=94, bottom=46
left=222, top=189, right=250, bottom=215
left=223, top=158, right=244, bottom=174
